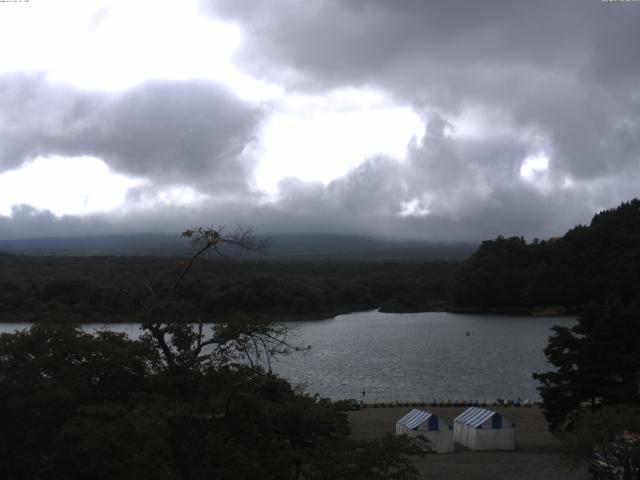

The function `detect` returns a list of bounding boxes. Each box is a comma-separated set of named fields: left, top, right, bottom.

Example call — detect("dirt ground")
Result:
left=348, top=406, right=592, bottom=480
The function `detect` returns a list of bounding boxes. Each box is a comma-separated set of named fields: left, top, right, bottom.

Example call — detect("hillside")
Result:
left=453, top=199, right=640, bottom=312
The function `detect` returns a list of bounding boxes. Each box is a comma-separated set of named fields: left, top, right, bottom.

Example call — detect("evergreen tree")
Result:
left=534, top=302, right=640, bottom=431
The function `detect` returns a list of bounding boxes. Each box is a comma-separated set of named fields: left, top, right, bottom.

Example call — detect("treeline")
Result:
left=523, top=202, right=640, bottom=449
left=0, top=255, right=457, bottom=321
left=453, top=199, right=640, bottom=311
left=4, top=199, right=640, bottom=321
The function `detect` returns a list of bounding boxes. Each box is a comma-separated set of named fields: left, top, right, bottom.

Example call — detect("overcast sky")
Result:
left=0, top=0, right=639, bottom=241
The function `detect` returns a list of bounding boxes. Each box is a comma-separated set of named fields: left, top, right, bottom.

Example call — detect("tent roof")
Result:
left=454, top=407, right=502, bottom=428
left=396, top=409, right=434, bottom=429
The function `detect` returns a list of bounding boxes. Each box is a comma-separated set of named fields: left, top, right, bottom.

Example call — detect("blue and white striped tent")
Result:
left=396, top=409, right=454, bottom=453
left=453, top=407, right=516, bottom=450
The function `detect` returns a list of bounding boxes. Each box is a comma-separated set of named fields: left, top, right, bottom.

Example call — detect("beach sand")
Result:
left=348, top=406, right=592, bottom=480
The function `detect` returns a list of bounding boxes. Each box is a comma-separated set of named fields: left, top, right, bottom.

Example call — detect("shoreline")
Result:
left=0, top=306, right=578, bottom=324
left=354, top=399, right=539, bottom=408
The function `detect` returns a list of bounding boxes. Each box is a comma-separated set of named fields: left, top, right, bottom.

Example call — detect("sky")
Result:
left=0, top=0, right=639, bottom=241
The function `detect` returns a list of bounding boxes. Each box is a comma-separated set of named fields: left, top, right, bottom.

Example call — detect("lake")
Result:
left=0, top=311, right=574, bottom=402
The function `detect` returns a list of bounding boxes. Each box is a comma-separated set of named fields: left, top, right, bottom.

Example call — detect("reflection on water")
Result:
left=0, top=311, right=574, bottom=402
left=273, top=311, right=574, bottom=402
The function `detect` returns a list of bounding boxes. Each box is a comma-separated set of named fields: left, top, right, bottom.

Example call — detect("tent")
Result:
left=453, top=407, right=516, bottom=450
left=396, top=409, right=454, bottom=453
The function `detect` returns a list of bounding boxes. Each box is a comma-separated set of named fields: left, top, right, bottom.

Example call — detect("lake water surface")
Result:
left=0, top=311, right=574, bottom=402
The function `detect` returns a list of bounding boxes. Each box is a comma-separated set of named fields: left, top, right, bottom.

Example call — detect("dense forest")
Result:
left=454, top=199, right=640, bottom=312
left=0, top=255, right=456, bottom=321
left=3, top=199, right=640, bottom=321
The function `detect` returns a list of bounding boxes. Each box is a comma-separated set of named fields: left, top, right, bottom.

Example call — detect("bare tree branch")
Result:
left=118, top=225, right=304, bottom=398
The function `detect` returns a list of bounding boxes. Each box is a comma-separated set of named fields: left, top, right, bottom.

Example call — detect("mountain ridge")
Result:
left=0, top=233, right=476, bottom=261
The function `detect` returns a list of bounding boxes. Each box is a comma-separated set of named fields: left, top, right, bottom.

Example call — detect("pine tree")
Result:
left=534, top=302, right=640, bottom=431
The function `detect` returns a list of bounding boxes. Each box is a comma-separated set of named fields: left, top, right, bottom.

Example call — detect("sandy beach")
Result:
left=348, top=406, right=592, bottom=480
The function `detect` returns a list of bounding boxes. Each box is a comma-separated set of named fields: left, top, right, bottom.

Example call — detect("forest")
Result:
left=3, top=199, right=640, bottom=321
left=0, top=255, right=457, bottom=322
left=1, top=201, right=640, bottom=478
left=454, top=199, right=640, bottom=312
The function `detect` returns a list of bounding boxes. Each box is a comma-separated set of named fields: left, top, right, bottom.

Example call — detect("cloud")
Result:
left=0, top=73, right=261, bottom=191
left=205, top=0, right=640, bottom=181
left=246, top=112, right=587, bottom=241
left=2, top=2, right=640, bottom=242
left=0, top=100, right=637, bottom=243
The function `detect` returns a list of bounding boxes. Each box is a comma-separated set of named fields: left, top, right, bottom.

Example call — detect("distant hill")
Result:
left=453, top=199, right=640, bottom=312
left=0, top=234, right=189, bottom=256
left=263, top=234, right=475, bottom=261
left=0, top=233, right=476, bottom=261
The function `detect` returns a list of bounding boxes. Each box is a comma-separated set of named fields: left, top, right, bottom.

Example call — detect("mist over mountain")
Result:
left=0, top=233, right=476, bottom=261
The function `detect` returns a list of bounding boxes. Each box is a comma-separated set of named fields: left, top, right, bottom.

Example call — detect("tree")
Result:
left=306, top=434, right=430, bottom=480
left=533, top=302, right=640, bottom=431
left=560, top=406, right=640, bottom=480
left=0, top=324, right=160, bottom=480
left=0, top=226, right=429, bottom=480
left=126, top=226, right=273, bottom=371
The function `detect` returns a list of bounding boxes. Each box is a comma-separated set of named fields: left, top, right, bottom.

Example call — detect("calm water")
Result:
left=0, top=311, right=574, bottom=402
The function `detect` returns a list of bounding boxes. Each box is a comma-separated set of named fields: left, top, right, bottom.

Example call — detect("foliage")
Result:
left=0, top=324, right=160, bottom=479
left=304, top=434, right=430, bottom=480
left=454, top=199, right=640, bottom=311
left=0, top=226, right=428, bottom=480
left=0, top=254, right=456, bottom=320
left=533, top=302, right=640, bottom=431
left=559, top=406, right=640, bottom=480
left=0, top=328, right=430, bottom=479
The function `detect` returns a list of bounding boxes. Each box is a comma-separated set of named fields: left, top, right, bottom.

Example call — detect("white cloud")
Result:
left=251, top=88, right=424, bottom=194
left=0, top=155, right=212, bottom=220
left=520, top=154, right=549, bottom=179
left=0, top=0, right=280, bottom=101
left=124, top=184, right=210, bottom=211
left=398, top=197, right=431, bottom=218
left=0, top=155, right=143, bottom=216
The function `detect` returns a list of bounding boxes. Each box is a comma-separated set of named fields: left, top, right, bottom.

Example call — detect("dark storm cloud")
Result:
left=206, top=0, right=640, bottom=93
left=207, top=0, right=593, bottom=87
left=0, top=86, right=634, bottom=242
left=2, top=1, right=640, bottom=242
left=250, top=114, right=595, bottom=241
left=205, top=0, right=640, bottom=181
left=0, top=72, right=261, bottom=191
